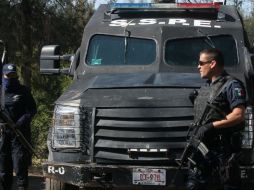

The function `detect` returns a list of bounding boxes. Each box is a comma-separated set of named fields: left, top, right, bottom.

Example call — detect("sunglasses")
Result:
left=198, top=60, right=213, bottom=66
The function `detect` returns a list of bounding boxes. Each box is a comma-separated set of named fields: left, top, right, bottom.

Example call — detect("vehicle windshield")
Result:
left=165, top=35, right=238, bottom=67
left=86, top=35, right=156, bottom=66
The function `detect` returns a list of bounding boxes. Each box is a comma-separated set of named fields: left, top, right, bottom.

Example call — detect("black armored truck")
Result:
left=40, top=1, right=254, bottom=190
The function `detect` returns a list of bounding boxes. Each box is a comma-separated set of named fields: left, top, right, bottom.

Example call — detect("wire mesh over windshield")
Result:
left=86, top=35, right=156, bottom=66
left=165, top=35, right=238, bottom=67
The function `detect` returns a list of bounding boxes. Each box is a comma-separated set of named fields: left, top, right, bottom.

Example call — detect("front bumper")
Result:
left=42, top=161, right=187, bottom=189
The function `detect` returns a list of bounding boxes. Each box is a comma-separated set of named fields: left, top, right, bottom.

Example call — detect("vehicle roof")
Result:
left=76, top=3, right=245, bottom=75
left=86, top=4, right=242, bottom=30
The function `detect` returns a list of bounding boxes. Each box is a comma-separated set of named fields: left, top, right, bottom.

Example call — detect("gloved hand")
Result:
left=196, top=123, right=214, bottom=140
left=15, top=114, right=31, bottom=129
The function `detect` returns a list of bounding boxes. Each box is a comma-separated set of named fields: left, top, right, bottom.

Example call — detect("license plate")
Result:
left=133, top=168, right=166, bottom=186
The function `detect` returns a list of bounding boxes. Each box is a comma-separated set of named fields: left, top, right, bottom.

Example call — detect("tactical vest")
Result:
left=194, top=74, right=244, bottom=152
left=194, top=74, right=243, bottom=136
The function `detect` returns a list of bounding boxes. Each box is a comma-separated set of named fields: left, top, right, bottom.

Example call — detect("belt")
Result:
left=209, top=132, right=242, bottom=152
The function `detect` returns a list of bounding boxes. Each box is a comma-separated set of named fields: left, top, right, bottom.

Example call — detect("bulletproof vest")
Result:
left=194, top=75, right=233, bottom=126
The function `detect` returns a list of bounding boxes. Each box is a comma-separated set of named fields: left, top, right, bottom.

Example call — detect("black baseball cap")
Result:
left=3, top=63, right=17, bottom=75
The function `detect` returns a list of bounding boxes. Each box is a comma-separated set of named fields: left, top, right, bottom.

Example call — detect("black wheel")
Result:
left=46, top=178, right=79, bottom=190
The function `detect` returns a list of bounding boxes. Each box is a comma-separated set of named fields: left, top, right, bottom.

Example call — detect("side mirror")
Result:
left=69, top=48, right=80, bottom=77
left=40, top=45, right=72, bottom=75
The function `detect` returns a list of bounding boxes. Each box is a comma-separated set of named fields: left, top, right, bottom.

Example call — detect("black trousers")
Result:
left=186, top=148, right=241, bottom=190
left=0, top=129, right=30, bottom=190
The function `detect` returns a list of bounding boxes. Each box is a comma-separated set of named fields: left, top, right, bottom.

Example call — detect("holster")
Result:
left=230, top=132, right=242, bottom=152
left=220, top=153, right=241, bottom=184
left=209, top=131, right=242, bottom=153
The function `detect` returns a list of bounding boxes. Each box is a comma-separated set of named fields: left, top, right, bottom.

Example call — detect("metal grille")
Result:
left=242, top=106, right=254, bottom=149
left=93, top=107, right=193, bottom=165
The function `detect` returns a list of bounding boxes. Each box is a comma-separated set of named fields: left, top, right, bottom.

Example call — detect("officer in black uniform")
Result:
left=187, top=49, right=246, bottom=190
left=0, top=63, right=37, bottom=190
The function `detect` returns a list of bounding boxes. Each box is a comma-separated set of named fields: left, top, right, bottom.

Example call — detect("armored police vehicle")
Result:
left=40, top=1, right=254, bottom=190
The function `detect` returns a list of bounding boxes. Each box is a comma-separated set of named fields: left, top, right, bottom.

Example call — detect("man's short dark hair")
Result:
left=200, top=48, right=224, bottom=67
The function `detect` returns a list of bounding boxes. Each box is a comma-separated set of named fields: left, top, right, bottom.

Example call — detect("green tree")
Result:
left=30, top=0, right=94, bottom=157
left=0, top=0, right=94, bottom=158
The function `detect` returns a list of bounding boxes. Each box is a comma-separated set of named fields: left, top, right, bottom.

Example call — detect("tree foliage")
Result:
left=0, top=0, right=94, bottom=158
left=244, top=12, right=254, bottom=50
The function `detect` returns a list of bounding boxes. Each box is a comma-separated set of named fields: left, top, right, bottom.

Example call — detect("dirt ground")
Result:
left=0, top=167, right=46, bottom=190
left=11, top=175, right=45, bottom=190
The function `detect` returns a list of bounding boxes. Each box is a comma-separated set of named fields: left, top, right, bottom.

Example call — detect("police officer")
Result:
left=187, top=49, right=246, bottom=190
left=0, top=63, right=37, bottom=190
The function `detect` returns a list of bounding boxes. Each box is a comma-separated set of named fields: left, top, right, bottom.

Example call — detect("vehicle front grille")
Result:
left=94, top=107, right=193, bottom=165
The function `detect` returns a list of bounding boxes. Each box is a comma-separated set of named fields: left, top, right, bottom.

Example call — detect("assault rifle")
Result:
left=170, top=101, right=212, bottom=185
left=170, top=77, right=234, bottom=186
left=0, top=40, right=38, bottom=158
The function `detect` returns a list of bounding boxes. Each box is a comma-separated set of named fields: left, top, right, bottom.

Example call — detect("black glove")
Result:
left=196, top=123, right=214, bottom=140
left=15, top=114, right=31, bottom=129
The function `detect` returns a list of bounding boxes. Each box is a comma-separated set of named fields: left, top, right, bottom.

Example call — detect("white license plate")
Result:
left=133, top=168, right=166, bottom=186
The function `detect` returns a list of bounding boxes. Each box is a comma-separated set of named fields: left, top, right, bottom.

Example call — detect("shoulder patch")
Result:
left=234, top=87, right=245, bottom=98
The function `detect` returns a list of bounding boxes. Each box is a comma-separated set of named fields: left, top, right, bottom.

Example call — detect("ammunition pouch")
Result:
left=221, top=131, right=242, bottom=153
left=205, top=130, right=242, bottom=154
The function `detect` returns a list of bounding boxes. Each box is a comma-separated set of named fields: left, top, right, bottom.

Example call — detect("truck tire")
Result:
left=46, top=178, right=79, bottom=190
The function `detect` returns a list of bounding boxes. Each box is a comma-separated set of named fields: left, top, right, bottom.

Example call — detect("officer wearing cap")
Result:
left=187, top=49, right=246, bottom=190
left=0, top=63, right=37, bottom=190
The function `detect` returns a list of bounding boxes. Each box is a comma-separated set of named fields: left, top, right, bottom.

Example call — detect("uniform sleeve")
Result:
left=226, top=80, right=246, bottom=110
